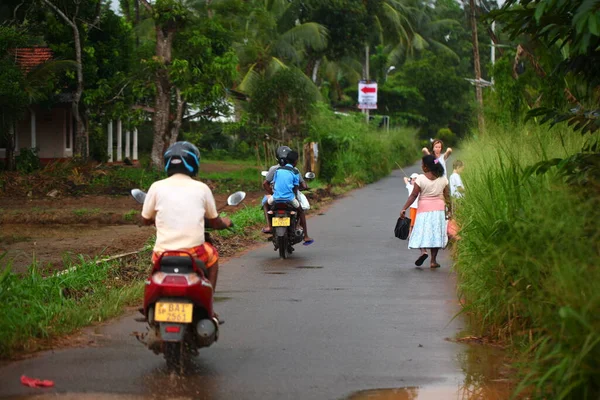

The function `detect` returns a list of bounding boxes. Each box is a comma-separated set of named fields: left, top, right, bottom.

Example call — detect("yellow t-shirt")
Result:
left=141, top=174, right=218, bottom=252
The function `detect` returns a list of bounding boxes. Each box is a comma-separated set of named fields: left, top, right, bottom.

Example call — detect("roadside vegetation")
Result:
left=0, top=252, right=148, bottom=358
left=455, top=123, right=599, bottom=399
left=453, top=1, right=600, bottom=398
left=308, top=105, right=418, bottom=186
left=0, top=195, right=280, bottom=359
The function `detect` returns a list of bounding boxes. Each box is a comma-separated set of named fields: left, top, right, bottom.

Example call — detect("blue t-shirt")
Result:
left=273, top=164, right=299, bottom=202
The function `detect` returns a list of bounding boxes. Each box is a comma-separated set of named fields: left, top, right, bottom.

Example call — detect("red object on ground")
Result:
left=20, top=375, right=55, bottom=388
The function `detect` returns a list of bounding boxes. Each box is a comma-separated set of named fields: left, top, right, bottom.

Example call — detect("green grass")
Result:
left=0, top=202, right=264, bottom=359
left=72, top=208, right=101, bottom=217
left=89, top=161, right=261, bottom=194
left=0, top=253, right=146, bottom=358
left=123, top=209, right=139, bottom=221
left=454, top=122, right=600, bottom=399
left=201, top=167, right=262, bottom=194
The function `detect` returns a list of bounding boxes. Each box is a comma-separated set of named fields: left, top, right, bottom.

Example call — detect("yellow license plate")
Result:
left=155, top=302, right=193, bottom=323
left=272, top=217, right=290, bottom=227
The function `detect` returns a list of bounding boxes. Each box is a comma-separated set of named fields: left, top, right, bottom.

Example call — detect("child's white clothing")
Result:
left=449, top=172, right=464, bottom=198
left=437, top=156, right=447, bottom=177
left=405, top=181, right=419, bottom=209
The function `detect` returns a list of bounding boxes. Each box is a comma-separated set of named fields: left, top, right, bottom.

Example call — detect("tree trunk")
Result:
left=5, top=121, right=16, bottom=171
left=150, top=27, right=176, bottom=169
left=41, top=0, right=89, bottom=159
left=469, top=0, right=485, bottom=134
left=72, top=23, right=87, bottom=158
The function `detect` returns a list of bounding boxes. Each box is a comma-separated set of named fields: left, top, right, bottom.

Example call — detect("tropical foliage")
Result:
left=454, top=0, right=600, bottom=398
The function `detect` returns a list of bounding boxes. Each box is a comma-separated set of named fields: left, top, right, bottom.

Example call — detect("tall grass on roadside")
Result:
left=0, top=253, right=146, bottom=359
left=308, top=104, right=419, bottom=185
left=454, top=123, right=600, bottom=399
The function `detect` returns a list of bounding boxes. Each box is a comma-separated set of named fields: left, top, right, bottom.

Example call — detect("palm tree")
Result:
left=232, top=0, right=329, bottom=93
left=363, top=0, right=414, bottom=80
left=391, top=0, right=461, bottom=65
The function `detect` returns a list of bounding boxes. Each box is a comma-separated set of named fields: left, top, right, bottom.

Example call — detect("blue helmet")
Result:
left=164, top=141, right=200, bottom=177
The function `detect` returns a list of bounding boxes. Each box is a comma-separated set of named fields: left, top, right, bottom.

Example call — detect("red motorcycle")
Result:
left=131, top=189, right=245, bottom=372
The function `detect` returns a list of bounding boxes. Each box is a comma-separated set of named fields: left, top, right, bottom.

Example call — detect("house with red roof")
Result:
left=2, top=46, right=140, bottom=165
left=0, top=47, right=75, bottom=163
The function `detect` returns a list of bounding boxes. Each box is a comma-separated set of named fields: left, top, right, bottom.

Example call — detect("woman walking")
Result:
left=400, top=155, right=450, bottom=268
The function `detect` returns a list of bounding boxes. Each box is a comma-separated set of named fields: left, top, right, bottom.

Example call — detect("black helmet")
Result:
left=276, top=146, right=291, bottom=166
left=164, top=141, right=200, bottom=177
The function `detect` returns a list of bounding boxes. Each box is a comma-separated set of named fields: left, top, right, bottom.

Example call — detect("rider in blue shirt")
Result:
left=268, top=155, right=300, bottom=207
left=266, top=150, right=313, bottom=245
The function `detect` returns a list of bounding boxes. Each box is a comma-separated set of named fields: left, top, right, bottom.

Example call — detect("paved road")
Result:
left=0, top=167, right=468, bottom=400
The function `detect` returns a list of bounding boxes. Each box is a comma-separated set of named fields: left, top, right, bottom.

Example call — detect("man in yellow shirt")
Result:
left=141, top=141, right=231, bottom=291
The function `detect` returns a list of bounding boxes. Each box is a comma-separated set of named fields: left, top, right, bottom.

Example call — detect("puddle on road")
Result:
left=10, top=343, right=514, bottom=400
left=346, top=343, right=513, bottom=399
left=264, top=271, right=287, bottom=275
left=295, top=265, right=323, bottom=269
left=345, top=384, right=511, bottom=400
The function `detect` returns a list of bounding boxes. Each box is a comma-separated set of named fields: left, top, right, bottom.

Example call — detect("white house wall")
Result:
left=1, top=106, right=72, bottom=160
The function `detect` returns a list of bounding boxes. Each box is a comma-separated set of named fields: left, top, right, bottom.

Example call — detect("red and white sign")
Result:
left=358, top=81, right=377, bottom=109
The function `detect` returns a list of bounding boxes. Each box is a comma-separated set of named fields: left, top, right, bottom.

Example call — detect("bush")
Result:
left=308, top=104, right=419, bottom=185
left=436, top=128, right=457, bottom=147
left=15, top=148, right=40, bottom=173
left=454, top=122, right=600, bottom=399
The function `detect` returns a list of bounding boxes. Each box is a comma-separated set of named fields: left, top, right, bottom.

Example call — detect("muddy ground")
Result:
left=0, top=191, right=266, bottom=274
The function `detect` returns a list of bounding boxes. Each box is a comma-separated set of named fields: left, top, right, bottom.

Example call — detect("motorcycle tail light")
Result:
left=277, top=210, right=285, bottom=214
left=152, top=272, right=199, bottom=286
left=163, top=275, right=188, bottom=286
left=165, top=326, right=181, bottom=333
left=185, top=273, right=201, bottom=285
left=152, top=272, right=167, bottom=284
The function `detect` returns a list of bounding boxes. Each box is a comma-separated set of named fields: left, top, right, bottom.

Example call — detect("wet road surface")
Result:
left=0, top=168, right=480, bottom=399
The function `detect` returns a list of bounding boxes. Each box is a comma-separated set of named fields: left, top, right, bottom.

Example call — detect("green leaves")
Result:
left=526, top=107, right=600, bottom=134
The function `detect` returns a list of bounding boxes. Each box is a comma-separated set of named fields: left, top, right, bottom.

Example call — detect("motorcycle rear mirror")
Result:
left=227, top=191, right=246, bottom=206
left=261, top=171, right=268, bottom=177
left=304, top=172, right=316, bottom=179
left=131, top=188, right=147, bottom=204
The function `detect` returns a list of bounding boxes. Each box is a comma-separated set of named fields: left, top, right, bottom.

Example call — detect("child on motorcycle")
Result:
left=141, top=141, right=232, bottom=294
left=262, top=146, right=305, bottom=232
left=264, top=150, right=314, bottom=245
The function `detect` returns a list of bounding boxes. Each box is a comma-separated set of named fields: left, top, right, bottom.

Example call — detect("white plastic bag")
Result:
left=297, top=191, right=310, bottom=210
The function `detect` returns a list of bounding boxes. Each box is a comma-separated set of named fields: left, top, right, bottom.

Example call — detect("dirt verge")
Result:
left=0, top=187, right=335, bottom=274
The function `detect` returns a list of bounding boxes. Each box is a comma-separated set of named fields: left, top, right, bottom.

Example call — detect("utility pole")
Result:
left=491, top=21, right=496, bottom=85
left=365, top=45, right=370, bottom=124
left=469, top=0, right=485, bottom=134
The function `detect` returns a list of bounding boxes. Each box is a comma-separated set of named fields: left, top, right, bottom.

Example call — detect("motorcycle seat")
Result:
left=159, top=256, right=208, bottom=276
left=271, top=202, right=297, bottom=211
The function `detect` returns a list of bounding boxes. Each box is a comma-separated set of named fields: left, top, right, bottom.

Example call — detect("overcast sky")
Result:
left=109, top=0, right=120, bottom=15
